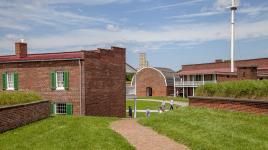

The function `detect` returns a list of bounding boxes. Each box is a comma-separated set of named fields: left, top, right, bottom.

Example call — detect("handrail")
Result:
left=175, top=81, right=216, bottom=86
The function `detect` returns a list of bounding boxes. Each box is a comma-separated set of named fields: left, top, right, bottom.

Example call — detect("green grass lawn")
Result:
left=126, top=100, right=170, bottom=110
left=139, top=107, right=268, bottom=150
left=126, top=100, right=173, bottom=118
left=137, top=96, right=188, bottom=102
left=0, top=92, right=41, bottom=106
left=0, top=116, right=134, bottom=150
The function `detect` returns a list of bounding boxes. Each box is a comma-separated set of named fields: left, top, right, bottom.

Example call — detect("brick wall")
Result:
left=181, top=58, right=268, bottom=71
left=0, top=101, right=50, bottom=133
left=166, top=86, right=174, bottom=96
left=217, top=74, right=238, bottom=82
left=83, top=47, right=126, bottom=117
left=189, top=96, right=268, bottom=115
left=0, top=60, right=81, bottom=115
left=237, top=66, right=258, bottom=80
left=136, top=68, right=168, bottom=96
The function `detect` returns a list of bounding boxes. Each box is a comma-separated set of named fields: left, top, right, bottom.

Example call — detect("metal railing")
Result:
left=175, top=80, right=216, bottom=87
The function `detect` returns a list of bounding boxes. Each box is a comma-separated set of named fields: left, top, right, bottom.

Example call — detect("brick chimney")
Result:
left=15, top=39, right=27, bottom=57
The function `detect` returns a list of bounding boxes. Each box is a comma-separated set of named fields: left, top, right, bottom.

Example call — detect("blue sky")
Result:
left=0, top=0, right=268, bottom=70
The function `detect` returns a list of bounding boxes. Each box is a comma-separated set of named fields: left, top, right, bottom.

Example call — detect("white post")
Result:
left=202, top=74, right=205, bottom=85
left=134, top=96, right=137, bottom=118
left=134, top=75, right=137, bottom=95
left=173, top=75, right=176, bottom=97
left=193, top=75, right=195, bottom=96
left=134, top=75, right=137, bottom=118
left=230, top=0, right=237, bottom=72
left=182, top=76, right=185, bottom=98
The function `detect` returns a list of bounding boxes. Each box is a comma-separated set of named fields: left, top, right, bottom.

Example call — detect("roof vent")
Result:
left=215, top=59, right=223, bottom=63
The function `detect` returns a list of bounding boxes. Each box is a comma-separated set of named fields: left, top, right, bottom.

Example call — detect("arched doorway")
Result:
left=146, top=87, right=152, bottom=96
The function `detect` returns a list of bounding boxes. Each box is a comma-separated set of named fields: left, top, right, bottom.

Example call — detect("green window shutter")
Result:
left=66, top=103, right=73, bottom=115
left=2, top=73, right=7, bottom=90
left=51, top=103, right=55, bottom=115
left=64, top=71, right=69, bottom=90
left=51, top=72, right=56, bottom=90
left=14, top=72, right=18, bottom=90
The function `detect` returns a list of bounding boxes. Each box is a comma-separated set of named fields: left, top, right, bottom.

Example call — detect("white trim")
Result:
left=55, top=71, right=65, bottom=91
left=55, top=103, right=67, bottom=115
left=131, top=67, right=168, bottom=86
left=6, top=73, right=15, bottom=91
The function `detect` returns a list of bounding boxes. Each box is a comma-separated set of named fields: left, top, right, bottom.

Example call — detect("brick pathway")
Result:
left=110, top=119, right=188, bottom=150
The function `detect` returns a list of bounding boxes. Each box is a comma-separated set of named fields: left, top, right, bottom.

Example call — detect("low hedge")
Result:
left=195, top=80, right=268, bottom=100
left=0, top=92, right=42, bottom=106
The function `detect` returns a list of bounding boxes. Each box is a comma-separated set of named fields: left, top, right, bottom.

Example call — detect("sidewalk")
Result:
left=111, top=119, right=188, bottom=150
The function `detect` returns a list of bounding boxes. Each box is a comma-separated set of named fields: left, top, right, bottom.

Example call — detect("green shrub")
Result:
left=195, top=80, right=268, bottom=100
left=0, top=92, right=42, bottom=106
left=126, top=73, right=134, bottom=81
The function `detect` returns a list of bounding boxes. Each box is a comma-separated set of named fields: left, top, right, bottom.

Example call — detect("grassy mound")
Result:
left=0, top=116, right=134, bottom=150
left=0, top=92, right=42, bottom=106
left=139, top=107, right=268, bottom=150
left=195, top=80, right=268, bottom=100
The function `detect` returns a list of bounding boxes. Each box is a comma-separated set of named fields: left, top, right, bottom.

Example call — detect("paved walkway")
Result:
left=111, top=119, right=188, bottom=150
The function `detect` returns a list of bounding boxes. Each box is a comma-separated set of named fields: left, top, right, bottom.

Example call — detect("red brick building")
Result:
left=131, top=67, right=179, bottom=96
left=177, top=58, right=268, bottom=97
left=0, top=41, right=126, bottom=117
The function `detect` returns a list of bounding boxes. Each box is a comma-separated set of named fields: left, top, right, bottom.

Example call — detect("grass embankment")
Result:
left=126, top=100, right=170, bottom=110
left=139, top=107, right=268, bottom=150
left=0, top=116, right=134, bottom=150
left=0, top=92, right=42, bottom=106
left=196, top=80, right=268, bottom=100
left=137, top=96, right=188, bottom=102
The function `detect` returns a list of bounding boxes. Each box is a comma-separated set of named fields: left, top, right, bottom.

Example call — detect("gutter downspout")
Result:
left=79, top=60, right=82, bottom=115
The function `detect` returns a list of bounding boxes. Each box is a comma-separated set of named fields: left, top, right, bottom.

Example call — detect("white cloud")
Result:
left=0, top=0, right=131, bottom=6
left=0, top=1, right=119, bottom=31
left=169, top=3, right=268, bottom=19
left=1, top=19, right=268, bottom=52
left=168, top=11, right=222, bottom=19
left=240, top=6, right=268, bottom=16
left=106, top=24, right=120, bottom=32
left=0, top=0, right=267, bottom=54
left=0, top=20, right=29, bottom=31
left=128, top=0, right=203, bottom=13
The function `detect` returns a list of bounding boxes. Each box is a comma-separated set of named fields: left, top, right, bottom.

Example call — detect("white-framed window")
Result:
left=55, top=103, right=67, bottom=115
left=7, top=73, right=14, bottom=90
left=51, top=103, right=72, bottom=115
left=56, top=71, right=64, bottom=90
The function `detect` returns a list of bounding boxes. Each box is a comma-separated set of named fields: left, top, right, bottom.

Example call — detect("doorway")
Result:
left=146, top=87, right=152, bottom=96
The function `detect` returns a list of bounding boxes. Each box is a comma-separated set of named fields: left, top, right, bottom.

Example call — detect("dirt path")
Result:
left=110, top=119, right=188, bottom=150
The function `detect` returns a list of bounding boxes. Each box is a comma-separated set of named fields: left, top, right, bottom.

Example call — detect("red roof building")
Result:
left=175, top=58, right=268, bottom=97
left=0, top=41, right=126, bottom=117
